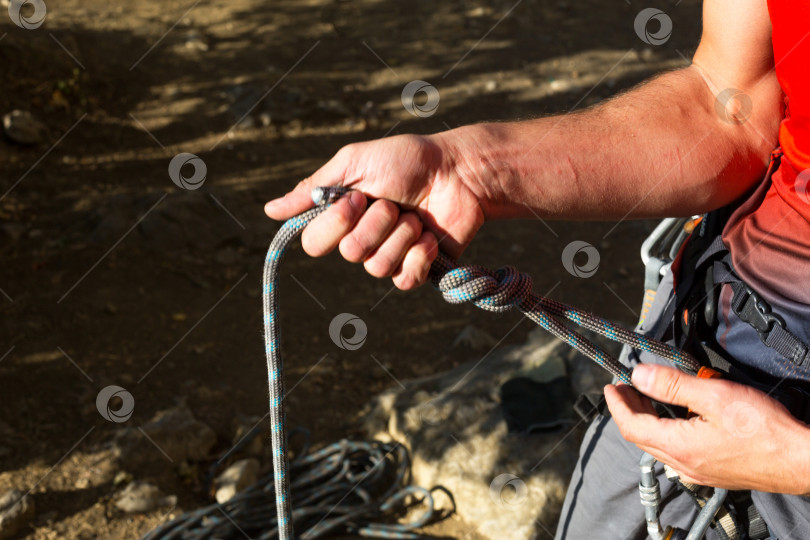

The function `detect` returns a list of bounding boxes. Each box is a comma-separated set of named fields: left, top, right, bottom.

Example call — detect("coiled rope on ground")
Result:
left=143, top=438, right=436, bottom=539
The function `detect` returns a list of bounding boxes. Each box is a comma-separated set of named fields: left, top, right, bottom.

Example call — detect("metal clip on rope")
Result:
left=263, top=186, right=702, bottom=540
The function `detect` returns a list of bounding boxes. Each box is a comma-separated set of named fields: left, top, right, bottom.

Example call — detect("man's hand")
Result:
left=606, top=364, right=810, bottom=495
left=264, top=133, right=487, bottom=290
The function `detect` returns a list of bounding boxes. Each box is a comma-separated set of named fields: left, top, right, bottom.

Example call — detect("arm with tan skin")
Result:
left=267, top=0, right=810, bottom=495
left=266, top=0, right=781, bottom=291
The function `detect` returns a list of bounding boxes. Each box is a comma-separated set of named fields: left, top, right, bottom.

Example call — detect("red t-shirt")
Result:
left=722, top=0, right=810, bottom=307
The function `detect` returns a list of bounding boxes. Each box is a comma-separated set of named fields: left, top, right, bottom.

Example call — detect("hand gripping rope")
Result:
left=263, top=186, right=701, bottom=540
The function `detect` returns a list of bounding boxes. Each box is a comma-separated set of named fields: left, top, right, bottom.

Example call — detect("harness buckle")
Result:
left=732, top=284, right=786, bottom=345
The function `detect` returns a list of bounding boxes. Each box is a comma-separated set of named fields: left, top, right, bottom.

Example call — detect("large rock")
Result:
left=115, top=404, right=217, bottom=465
left=214, top=458, right=261, bottom=503
left=114, top=481, right=176, bottom=514
left=362, top=327, right=618, bottom=540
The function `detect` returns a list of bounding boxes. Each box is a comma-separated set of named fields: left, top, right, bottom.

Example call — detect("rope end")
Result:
left=311, top=187, right=327, bottom=206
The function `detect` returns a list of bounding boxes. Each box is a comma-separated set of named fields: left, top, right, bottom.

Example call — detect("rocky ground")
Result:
left=0, top=0, right=701, bottom=538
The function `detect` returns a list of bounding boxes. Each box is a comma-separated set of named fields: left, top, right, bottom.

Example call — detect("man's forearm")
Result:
left=436, top=65, right=781, bottom=221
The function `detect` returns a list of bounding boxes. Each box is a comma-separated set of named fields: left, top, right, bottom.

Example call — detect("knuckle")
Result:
left=702, top=389, right=723, bottom=411
left=331, top=210, right=352, bottom=230
left=668, top=445, right=688, bottom=464
left=301, top=229, right=326, bottom=257
left=338, top=235, right=364, bottom=263
left=331, top=202, right=360, bottom=230
left=364, top=257, right=394, bottom=278
left=616, top=422, right=635, bottom=442
left=404, top=259, right=428, bottom=289
left=393, top=272, right=416, bottom=291
left=660, top=371, right=684, bottom=400
left=397, top=212, right=423, bottom=241
left=675, top=449, right=701, bottom=471
left=347, top=229, right=376, bottom=257
left=336, top=143, right=357, bottom=161
left=373, top=199, right=400, bottom=220
left=419, top=231, right=439, bottom=259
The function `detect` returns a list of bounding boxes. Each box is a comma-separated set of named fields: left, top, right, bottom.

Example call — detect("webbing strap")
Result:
left=728, top=280, right=810, bottom=369
left=670, top=229, right=810, bottom=372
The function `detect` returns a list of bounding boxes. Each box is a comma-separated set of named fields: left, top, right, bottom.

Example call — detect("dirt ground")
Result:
left=0, top=0, right=702, bottom=538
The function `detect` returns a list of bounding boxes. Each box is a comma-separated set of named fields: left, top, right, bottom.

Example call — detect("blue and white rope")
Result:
left=261, top=186, right=700, bottom=539
left=142, top=185, right=702, bottom=540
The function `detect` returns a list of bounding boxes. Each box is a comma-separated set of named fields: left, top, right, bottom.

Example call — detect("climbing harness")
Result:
left=632, top=155, right=810, bottom=540
left=262, top=186, right=703, bottom=539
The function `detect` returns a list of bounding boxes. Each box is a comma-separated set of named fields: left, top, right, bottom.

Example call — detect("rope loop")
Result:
left=438, top=264, right=533, bottom=313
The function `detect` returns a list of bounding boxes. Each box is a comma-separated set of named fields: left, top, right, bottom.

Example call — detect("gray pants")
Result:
left=555, top=271, right=810, bottom=540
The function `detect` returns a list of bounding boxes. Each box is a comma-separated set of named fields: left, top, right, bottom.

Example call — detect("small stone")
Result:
left=3, top=110, right=48, bottom=145
left=214, top=458, right=260, bottom=504
left=258, top=112, right=272, bottom=127
left=0, top=489, right=35, bottom=540
left=549, top=79, right=571, bottom=93
left=113, top=471, right=132, bottom=487
left=74, top=477, right=91, bottom=489
left=484, top=80, right=497, bottom=92
left=183, top=30, right=209, bottom=52
left=114, top=481, right=176, bottom=514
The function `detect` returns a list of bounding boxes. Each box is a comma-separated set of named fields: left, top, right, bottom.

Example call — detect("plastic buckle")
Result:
left=732, top=285, right=785, bottom=345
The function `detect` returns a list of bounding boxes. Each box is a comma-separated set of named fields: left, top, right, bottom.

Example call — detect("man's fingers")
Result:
left=265, top=151, right=349, bottom=220
left=392, top=231, right=439, bottom=290
left=604, top=383, right=674, bottom=447
left=609, top=383, right=658, bottom=415
left=265, top=176, right=318, bottom=220
left=301, top=191, right=367, bottom=256
left=364, top=212, right=423, bottom=278
left=338, top=200, right=400, bottom=263
left=631, top=364, right=721, bottom=414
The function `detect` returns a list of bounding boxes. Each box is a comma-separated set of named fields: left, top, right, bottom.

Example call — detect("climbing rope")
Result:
left=262, top=186, right=699, bottom=539
left=142, top=438, right=437, bottom=539
left=145, top=185, right=702, bottom=540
